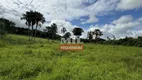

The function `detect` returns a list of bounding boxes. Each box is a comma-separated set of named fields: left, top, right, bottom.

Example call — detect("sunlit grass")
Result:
left=0, top=34, right=142, bottom=80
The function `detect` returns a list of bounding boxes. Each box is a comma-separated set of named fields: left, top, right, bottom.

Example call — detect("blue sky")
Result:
left=72, top=8, right=142, bottom=29
left=0, top=0, right=142, bottom=39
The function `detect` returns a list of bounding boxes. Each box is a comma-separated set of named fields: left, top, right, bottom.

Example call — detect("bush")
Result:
left=0, top=40, right=6, bottom=47
left=135, top=41, right=142, bottom=47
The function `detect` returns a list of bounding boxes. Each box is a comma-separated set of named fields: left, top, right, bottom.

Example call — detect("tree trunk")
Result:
left=31, top=25, right=34, bottom=41
left=52, top=33, right=54, bottom=42
left=77, top=36, right=80, bottom=43
left=34, top=25, right=38, bottom=41
left=95, top=34, right=98, bottom=39
left=28, top=26, right=30, bottom=41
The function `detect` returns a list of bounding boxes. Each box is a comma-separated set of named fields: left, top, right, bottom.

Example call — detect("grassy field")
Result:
left=0, top=34, right=142, bottom=80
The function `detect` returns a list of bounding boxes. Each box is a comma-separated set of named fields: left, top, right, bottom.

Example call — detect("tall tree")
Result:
left=44, top=26, right=52, bottom=40
left=21, top=10, right=45, bottom=41
left=34, top=11, right=45, bottom=41
left=61, top=27, right=67, bottom=37
left=72, top=27, right=84, bottom=38
left=87, top=31, right=93, bottom=40
left=93, top=29, right=103, bottom=39
left=21, top=10, right=34, bottom=41
left=51, top=23, right=57, bottom=42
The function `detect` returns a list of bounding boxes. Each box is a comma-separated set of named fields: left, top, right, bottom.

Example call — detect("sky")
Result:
left=0, top=0, right=142, bottom=39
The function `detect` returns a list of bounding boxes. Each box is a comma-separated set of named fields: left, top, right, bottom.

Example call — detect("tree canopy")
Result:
left=72, top=27, right=84, bottom=38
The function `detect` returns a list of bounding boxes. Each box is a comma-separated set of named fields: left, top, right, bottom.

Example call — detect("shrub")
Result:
left=135, top=41, right=142, bottom=47
left=0, top=40, right=6, bottom=47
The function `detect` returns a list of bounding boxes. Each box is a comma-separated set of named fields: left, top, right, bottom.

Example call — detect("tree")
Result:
left=87, top=31, right=93, bottom=40
left=93, top=29, right=103, bottom=39
left=45, top=23, right=58, bottom=42
left=51, top=23, right=57, bottom=42
left=44, top=26, right=52, bottom=40
left=64, top=32, right=71, bottom=39
left=61, top=27, right=67, bottom=37
left=21, top=11, right=34, bottom=41
left=21, top=10, right=45, bottom=41
left=72, top=27, right=84, bottom=38
left=34, top=11, right=45, bottom=41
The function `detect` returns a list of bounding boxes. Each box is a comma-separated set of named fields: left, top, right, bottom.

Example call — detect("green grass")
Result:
left=0, top=34, right=142, bottom=80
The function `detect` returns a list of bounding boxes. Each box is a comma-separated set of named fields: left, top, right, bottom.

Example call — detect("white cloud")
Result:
left=1, top=0, right=141, bottom=25
left=88, top=25, right=100, bottom=31
left=81, top=0, right=118, bottom=23
left=112, top=15, right=133, bottom=24
left=87, top=15, right=142, bottom=39
left=0, top=12, right=26, bottom=28
left=86, top=0, right=119, bottom=15
left=117, top=0, right=142, bottom=10
left=0, top=0, right=142, bottom=24
left=138, top=18, right=142, bottom=22
left=135, top=30, right=142, bottom=37
left=0, top=0, right=120, bottom=24
left=49, top=20, right=76, bottom=35
left=81, top=15, right=99, bottom=24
